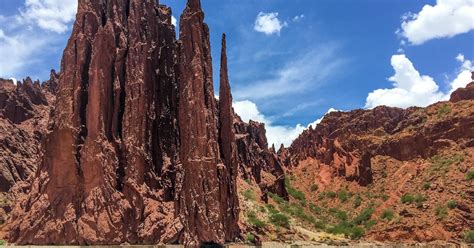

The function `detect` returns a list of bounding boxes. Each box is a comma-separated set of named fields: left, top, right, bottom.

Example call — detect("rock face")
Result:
left=0, top=76, right=54, bottom=193
left=450, top=72, right=474, bottom=102
left=5, top=0, right=246, bottom=246
left=235, top=118, right=288, bottom=201
left=286, top=95, right=474, bottom=186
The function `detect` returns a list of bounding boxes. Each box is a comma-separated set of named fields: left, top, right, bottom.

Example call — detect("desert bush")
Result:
left=447, top=200, right=457, bottom=209
left=353, top=207, right=375, bottom=225
left=242, top=189, right=256, bottom=201
left=381, top=209, right=394, bottom=221
left=247, top=211, right=266, bottom=229
left=0, top=240, right=5, bottom=246
left=326, top=191, right=336, bottom=198
left=246, top=233, right=255, bottom=243
left=466, top=171, right=474, bottom=181
left=464, top=230, right=474, bottom=243
left=310, top=184, right=318, bottom=192
left=435, top=205, right=448, bottom=219
left=353, top=195, right=362, bottom=208
left=269, top=212, right=290, bottom=228
left=338, top=190, right=349, bottom=203
left=422, top=182, right=431, bottom=190
left=430, top=154, right=464, bottom=174
left=437, top=104, right=451, bottom=118
left=401, top=193, right=415, bottom=204
left=285, top=178, right=306, bottom=201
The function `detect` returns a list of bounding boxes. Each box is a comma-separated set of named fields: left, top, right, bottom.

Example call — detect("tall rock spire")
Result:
left=177, top=0, right=229, bottom=246
left=218, top=33, right=240, bottom=240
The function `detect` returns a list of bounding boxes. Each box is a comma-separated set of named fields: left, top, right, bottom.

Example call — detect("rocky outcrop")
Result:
left=235, top=118, right=288, bottom=201
left=0, top=76, right=54, bottom=193
left=5, top=0, right=242, bottom=246
left=286, top=83, right=474, bottom=186
left=450, top=72, right=474, bottom=102
left=6, top=0, right=181, bottom=245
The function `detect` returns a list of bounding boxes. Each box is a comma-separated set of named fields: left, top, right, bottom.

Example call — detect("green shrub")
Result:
left=327, top=221, right=365, bottom=240
left=314, top=221, right=326, bottom=230
left=246, top=233, right=255, bottom=243
left=435, top=205, right=448, bottom=219
left=247, top=211, right=266, bottom=229
left=326, top=191, right=336, bottom=198
left=430, top=154, right=464, bottom=174
left=437, top=104, right=451, bottom=118
left=266, top=204, right=278, bottom=214
left=414, top=194, right=427, bottom=208
left=353, top=195, right=362, bottom=208
left=381, top=209, right=394, bottom=221
left=285, top=178, right=306, bottom=201
left=422, top=182, right=431, bottom=190
left=401, top=193, right=415, bottom=204
left=353, top=207, right=375, bottom=225
left=310, top=184, right=318, bottom=192
left=365, top=219, right=377, bottom=229
left=0, top=240, right=5, bottom=246
left=446, top=200, right=457, bottom=209
left=244, top=178, right=252, bottom=185
left=242, top=189, right=256, bottom=201
left=318, top=192, right=325, bottom=200
left=329, top=208, right=348, bottom=221
left=381, top=194, right=389, bottom=201
left=338, top=190, right=349, bottom=203
left=466, top=171, right=474, bottom=181
left=349, top=226, right=365, bottom=240
left=309, top=203, right=322, bottom=214
left=269, top=212, right=290, bottom=228
left=269, top=193, right=286, bottom=205
left=464, top=230, right=474, bottom=243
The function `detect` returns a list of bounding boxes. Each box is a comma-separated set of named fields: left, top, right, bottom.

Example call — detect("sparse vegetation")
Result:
left=310, top=184, right=318, bottom=192
left=337, top=190, right=349, bottom=203
left=365, top=219, right=377, bottom=229
left=466, top=171, right=474, bottom=181
left=446, top=200, right=457, bottom=209
left=326, top=191, right=337, bottom=199
left=464, top=230, right=474, bottom=243
left=0, top=240, right=5, bottom=246
left=381, top=209, right=394, bottom=221
left=430, top=154, right=465, bottom=174
left=242, top=189, right=256, bottom=201
left=437, top=104, right=451, bottom=118
left=245, top=233, right=255, bottom=243
left=327, top=221, right=365, bottom=240
left=285, top=177, right=306, bottom=201
left=269, top=211, right=290, bottom=228
left=247, top=211, right=266, bottom=229
left=401, top=193, right=415, bottom=204
left=353, top=207, right=375, bottom=225
left=422, top=182, right=431, bottom=190
left=435, top=205, right=448, bottom=219
left=353, top=195, right=362, bottom=208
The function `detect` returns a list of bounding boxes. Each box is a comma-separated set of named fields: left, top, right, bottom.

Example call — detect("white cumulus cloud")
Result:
left=233, top=100, right=305, bottom=147
left=18, top=0, right=78, bottom=33
left=365, top=54, right=473, bottom=109
left=254, top=12, right=288, bottom=35
left=399, top=0, right=474, bottom=45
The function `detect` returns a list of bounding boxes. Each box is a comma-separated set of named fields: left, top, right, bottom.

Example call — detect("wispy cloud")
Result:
left=234, top=44, right=347, bottom=100
left=0, top=0, right=76, bottom=79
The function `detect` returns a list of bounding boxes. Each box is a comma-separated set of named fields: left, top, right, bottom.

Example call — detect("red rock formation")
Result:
left=218, top=33, right=240, bottom=241
left=0, top=77, right=54, bottom=192
left=450, top=72, right=474, bottom=102
left=6, top=0, right=182, bottom=245
left=287, top=82, right=474, bottom=186
left=235, top=118, right=288, bottom=201
left=5, top=0, right=243, bottom=246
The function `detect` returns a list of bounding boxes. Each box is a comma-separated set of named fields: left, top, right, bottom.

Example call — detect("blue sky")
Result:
left=1, top=0, right=473, bottom=146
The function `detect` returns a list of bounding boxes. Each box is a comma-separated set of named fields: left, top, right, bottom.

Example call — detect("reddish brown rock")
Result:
left=0, top=77, right=54, bottom=193
left=450, top=72, right=474, bottom=102
left=235, top=118, right=288, bottom=201
left=218, top=33, right=240, bottom=241
left=6, top=0, right=182, bottom=245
